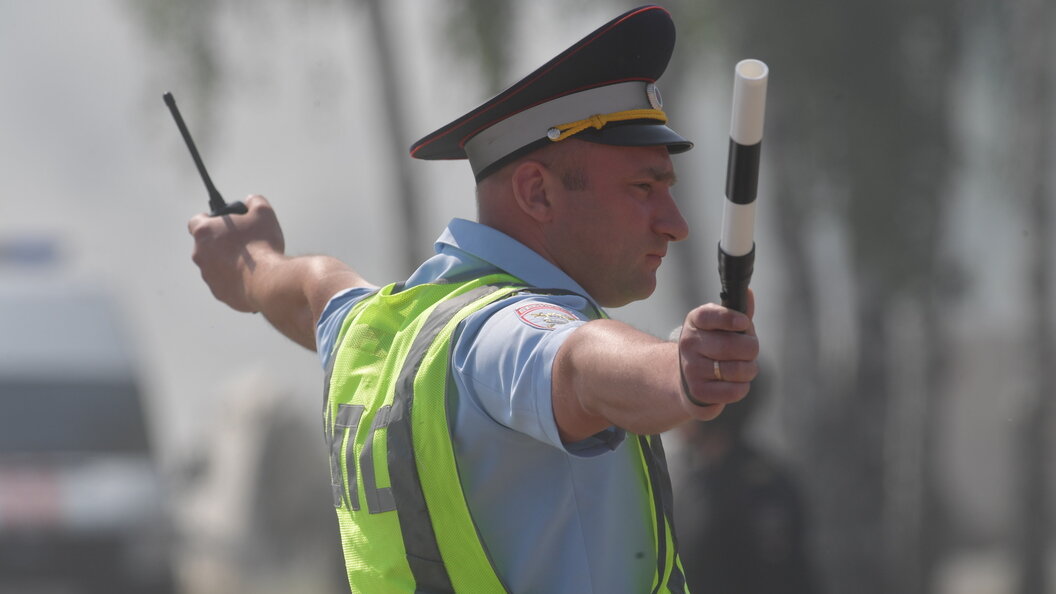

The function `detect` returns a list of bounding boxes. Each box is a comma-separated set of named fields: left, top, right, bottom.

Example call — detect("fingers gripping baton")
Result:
left=719, top=60, right=768, bottom=314
left=163, top=92, right=248, bottom=217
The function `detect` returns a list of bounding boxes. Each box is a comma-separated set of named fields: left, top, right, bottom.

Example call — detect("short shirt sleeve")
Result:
left=316, top=287, right=377, bottom=370
left=451, top=294, right=625, bottom=456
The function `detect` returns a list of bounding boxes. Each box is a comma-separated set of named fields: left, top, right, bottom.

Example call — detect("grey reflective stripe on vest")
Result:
left=338, top=404, right=365, bottom=510
left=388, top=284, right=515, bottom=594
left=639, top=434, right=686, bottom=593
left=647, top=435, right=684, bottom=591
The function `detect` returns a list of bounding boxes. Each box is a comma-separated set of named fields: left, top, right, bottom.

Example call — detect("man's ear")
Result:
left=510, top=160, right=556, bottom=223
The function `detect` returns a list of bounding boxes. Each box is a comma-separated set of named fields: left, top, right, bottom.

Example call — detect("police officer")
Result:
left=189, top=6, right=759, bottom=593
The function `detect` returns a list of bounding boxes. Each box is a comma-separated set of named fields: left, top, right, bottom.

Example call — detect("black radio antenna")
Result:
left=163, top=92, right=247, bottom=217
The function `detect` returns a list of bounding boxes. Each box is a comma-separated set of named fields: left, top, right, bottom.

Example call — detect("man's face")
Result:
left=544, top=142, right=689, bottom=307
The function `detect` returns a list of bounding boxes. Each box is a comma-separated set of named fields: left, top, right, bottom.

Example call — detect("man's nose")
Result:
left=654, top=190, right=690, bottom=242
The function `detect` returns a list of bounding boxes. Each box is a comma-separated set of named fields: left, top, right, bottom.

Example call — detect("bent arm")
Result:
left=551, top=300, right=758, bottom=442
left=188, top=195, right=376, bottom=351
left=243, top=253, right=374, bottom=350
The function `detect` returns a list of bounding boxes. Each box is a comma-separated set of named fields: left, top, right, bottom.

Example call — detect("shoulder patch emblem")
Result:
left=516, top=303, right=580, bottom=330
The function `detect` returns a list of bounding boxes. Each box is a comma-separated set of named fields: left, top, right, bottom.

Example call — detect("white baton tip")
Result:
left=730, top=59, right=769, bottom=146
left=736, top=58, right=768, bottom=81
left=720, top=201, right=757, bottom=257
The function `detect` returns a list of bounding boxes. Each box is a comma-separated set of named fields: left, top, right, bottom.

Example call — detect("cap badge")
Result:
left=646, top=83, right=663, bottom=110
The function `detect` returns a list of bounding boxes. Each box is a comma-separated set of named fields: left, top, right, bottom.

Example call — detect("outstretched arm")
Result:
left=188, top=195, right=376, bottom=351
left=551, top=293, right=758, bottom=441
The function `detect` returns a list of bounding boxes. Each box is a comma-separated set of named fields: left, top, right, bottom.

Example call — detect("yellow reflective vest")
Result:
left=323, top=273, right=687, bottom=592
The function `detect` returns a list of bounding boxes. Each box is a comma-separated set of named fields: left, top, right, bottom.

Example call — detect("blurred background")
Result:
left=0, top=0, right=1052, bottom=593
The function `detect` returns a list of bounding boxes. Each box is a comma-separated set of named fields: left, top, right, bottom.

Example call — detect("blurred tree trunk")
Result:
left=845, top=3, right=960, bottom=593
left=1008, top=0, right=1055, bottom=590
left=442, top=0, right=513, bottom=95
left=704, top=0, right=961, bottom=592
left=358, top=0, right=519, bottom=271
left=356, top=0, right=427, bottom=273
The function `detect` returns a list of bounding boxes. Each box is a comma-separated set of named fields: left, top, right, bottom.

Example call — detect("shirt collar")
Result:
left=436, top=218, right=599, bottom=307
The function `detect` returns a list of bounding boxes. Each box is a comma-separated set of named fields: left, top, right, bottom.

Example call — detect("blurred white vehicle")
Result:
left=0, top=275, right=175, bottom=593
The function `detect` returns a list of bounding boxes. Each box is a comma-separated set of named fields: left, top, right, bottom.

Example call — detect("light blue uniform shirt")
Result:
left=317, top=219, right=655, bottom=593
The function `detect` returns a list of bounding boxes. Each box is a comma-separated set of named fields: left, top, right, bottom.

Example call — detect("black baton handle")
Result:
left=718, top=244, right=754, bottom=314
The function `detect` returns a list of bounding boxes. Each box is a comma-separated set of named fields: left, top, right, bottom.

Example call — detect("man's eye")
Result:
left=634, top=183, right=652, bottom=192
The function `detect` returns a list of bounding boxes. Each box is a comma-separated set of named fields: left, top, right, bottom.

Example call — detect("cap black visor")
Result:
left=573, top=121, right=693, bottom=154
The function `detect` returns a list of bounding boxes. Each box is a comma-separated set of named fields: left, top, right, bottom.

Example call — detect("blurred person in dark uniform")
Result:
left=672, top=369, right=818, bottom=593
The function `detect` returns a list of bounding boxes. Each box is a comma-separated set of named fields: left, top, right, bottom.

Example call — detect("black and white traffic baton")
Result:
left=163, top=92, right=248, bottom=217
left=718, top=59, right=768, bottom=314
